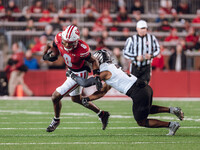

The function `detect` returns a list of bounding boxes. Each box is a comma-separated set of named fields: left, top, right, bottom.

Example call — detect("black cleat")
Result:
left=99, top=111, right=110, bottom=130
left=46, top=118, right=60, bottom=132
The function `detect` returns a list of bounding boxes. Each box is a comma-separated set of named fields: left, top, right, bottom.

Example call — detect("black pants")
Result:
left=131, top=64, right=151, bottom=84
left=126, top=79, right=153, bottom=121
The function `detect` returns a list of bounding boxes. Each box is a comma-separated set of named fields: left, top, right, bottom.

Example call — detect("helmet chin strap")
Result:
left=64, top=47, right=73, bottom=51
left=63, top=40, right=78, bottom=52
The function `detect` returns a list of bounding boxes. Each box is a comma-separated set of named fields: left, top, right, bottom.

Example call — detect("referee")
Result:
left=123, top=20, right=160, bottom=84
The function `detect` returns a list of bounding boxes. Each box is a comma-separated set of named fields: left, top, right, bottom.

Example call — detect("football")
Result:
left=48, top=47, right=59, bottom=57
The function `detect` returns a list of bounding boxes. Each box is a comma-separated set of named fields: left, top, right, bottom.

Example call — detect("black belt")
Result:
left=132, top=64, right=150, bottom=68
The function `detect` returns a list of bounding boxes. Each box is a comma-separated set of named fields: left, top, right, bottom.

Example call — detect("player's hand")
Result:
left=145, top=54, right=152, bottom=60
left=66, top=70, right=76, bottom=79
left=95, top=76, right=102, bottom=91
left=82, top=97, right=90, bottom=107
left=136, top=55, right=143, bottom=62
left=43, top=51, right=53, bottom=60
left=43, top=50, right=58, bottom=62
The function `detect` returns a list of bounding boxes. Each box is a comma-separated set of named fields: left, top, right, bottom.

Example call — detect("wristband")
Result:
left=93, top=69, right=100, bottom=75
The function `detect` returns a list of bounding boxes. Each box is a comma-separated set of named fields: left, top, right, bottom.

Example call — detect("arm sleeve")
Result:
left=72, top=75, right=97, bottom=87
left=123, top=36, right=137, bottom=61
left=152, top=36, right=160, bottom=57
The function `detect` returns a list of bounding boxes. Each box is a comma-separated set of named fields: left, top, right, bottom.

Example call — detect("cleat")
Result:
left=46, top=118, right=60, bottom=132
left=167, top=122, right=180, bottom=136
left=99, top=111, right=110, bottom=130
left=172, top=107, right=184, bottom=121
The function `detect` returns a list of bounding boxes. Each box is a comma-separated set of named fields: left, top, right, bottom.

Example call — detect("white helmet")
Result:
left=61, top=25, right=80, bottom=51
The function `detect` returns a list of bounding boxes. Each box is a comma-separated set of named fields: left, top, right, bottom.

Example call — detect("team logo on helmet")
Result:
left=75, top=29, right=80, bottom=36
left=93, top=49, right=112, bottom=64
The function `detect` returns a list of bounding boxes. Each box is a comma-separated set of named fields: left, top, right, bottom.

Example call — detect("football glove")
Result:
left=82, top=97, right=90, bottom=107
left=43, top=51, right=58, bottom=62
left=93, top=69, right=100, bottom=75
left=66, top=70, right=76, bottom=79
left=95, top=76, right=102, bottom=91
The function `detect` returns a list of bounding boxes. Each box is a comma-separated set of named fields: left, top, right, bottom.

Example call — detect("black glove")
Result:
left=43, top=51, right=58, bottom=62
left=82, top=97, right=90, bottom=107
left=95, top=76, right=102, bottom=91
left=93, top=69, right=100, bottom=75
left=66, top=70, right=76, bottom=79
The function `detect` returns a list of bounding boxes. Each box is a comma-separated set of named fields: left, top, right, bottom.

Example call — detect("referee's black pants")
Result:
left=131, top=64, right=151, bottom=84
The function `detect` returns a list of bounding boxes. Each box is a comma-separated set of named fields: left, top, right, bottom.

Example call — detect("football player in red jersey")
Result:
left=43, top=25, right=110, bottom=132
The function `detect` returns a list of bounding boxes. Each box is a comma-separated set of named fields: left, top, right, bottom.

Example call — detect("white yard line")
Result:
left=0, top=126, right=200, bottom=130
left=0, top=110, right=199, bottom=121
left=0, top=141, right=199, bottom=145
left=0, top=96, right=200, bottom=101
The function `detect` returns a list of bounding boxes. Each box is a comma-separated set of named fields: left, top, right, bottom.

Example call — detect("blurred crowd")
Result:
left=0, top=0, right=200, bottom=72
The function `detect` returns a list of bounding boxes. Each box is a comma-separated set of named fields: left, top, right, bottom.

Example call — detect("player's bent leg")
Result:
left=71, top=95, right=100, bottom=113
left=150, top=105, right=184, bottom=121
left=137, top=118, right=170, bottom=128
left=136, top=118, right=180, bottom=136
left=46, top=91, right=63, bottom=132
left=52, top=91, right=63, bottom=118
left=150, top=105, right=170, bottom=114
left=71, top=95, right=110, bottom=130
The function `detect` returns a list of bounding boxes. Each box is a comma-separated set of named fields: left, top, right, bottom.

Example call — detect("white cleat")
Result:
left=171, top=107, right=184, bottom=121
left=167, top=122, right=180, bottom=136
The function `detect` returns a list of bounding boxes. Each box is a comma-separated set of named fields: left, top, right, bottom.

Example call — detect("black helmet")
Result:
left=93, top=49, right=112, bottom=64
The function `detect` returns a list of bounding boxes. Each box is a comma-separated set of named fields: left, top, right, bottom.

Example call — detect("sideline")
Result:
left=0, top=96, right=200, bottom=101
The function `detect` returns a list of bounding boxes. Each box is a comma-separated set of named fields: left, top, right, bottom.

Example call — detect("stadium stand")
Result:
left=0, top=0, right=200, bottom=71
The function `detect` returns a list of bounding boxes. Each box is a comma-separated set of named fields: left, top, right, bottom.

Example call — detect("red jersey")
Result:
left=5, top=51, right=24, bottom=79
left=192, top=17, right=200, bottom=23
left=54, top=32, right=90, bottom=70
left=39, top=17, right=52, bottom=23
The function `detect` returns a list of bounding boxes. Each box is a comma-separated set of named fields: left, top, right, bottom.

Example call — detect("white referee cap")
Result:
left=136, top=20, right=148, bottom=29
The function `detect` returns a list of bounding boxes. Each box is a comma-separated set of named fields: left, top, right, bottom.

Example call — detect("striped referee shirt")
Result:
left=123, top=33, right=160, bottom=67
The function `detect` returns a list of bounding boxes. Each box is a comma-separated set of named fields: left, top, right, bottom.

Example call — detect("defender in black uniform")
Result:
left=67, top=50, right=184, bottom=136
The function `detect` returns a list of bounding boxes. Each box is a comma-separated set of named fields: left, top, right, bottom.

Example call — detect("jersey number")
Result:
left=63, top=54, right=72, bottom=67
left=81, top=44, right=87, bottom=49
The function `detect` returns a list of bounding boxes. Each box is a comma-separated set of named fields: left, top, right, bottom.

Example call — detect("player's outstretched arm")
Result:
left=66, top=70, right=102, bottom=91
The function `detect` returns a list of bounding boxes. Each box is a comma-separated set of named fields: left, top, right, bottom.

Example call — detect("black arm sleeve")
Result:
left=72, top=75, right=97, bottom=87
left=84, top=53, right=91, bottom=61
left=53, top=41, right=58, bottom=49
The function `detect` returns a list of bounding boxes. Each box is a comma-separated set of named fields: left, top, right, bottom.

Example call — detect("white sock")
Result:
left=97, top=110, right=102, bottom=116
left=54, top=117, right=60, bottom=120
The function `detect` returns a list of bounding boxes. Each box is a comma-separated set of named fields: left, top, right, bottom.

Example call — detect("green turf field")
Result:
left=0, top=99, right=200, bottom=150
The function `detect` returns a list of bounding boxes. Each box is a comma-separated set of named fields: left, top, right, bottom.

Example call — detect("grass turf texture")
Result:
left=0, top=99, right=200, bottom=150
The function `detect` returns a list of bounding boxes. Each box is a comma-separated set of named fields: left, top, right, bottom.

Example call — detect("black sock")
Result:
left=168, top=122, right=171, bottom=127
